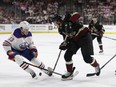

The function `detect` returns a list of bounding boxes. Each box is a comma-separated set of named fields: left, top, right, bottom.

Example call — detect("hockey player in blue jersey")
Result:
left=3, top=21, right=52, bottom=79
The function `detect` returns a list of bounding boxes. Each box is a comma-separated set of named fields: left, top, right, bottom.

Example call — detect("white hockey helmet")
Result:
left=19, top=21, right=30, bottom=30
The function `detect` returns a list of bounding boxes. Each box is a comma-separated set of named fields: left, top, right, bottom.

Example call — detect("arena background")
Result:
left=0, top=0, right=115, bottom=24
left=0, top=1, right=116, bottom=87
left=0, top=0, right=116, bottom=34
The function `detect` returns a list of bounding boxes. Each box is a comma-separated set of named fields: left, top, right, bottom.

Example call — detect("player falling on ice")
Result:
left=3, top=21, right=52, bottom=79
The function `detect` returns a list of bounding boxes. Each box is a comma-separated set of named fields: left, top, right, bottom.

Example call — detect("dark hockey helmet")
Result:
left=63, top=12, right=71, bottom=22
left=69, top=12, right=80, bottom=23
left=52, top=14, right=62, bottom=22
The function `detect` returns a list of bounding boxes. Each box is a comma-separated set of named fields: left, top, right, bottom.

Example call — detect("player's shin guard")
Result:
left=15, top=55, right=37, bottom=79
left=31, top=58, right=45, bottom=69
left=91, top=58, right=100, bottom=76
left=31, top=58, right=52, bottom=76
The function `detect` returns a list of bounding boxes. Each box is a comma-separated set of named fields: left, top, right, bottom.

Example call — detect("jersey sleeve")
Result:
left=27, top=32, right=37, bottom=49
left=3, top=40, right=12, bottom=52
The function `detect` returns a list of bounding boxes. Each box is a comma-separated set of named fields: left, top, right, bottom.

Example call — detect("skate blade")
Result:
left=61, top=76, right=73, bottom=81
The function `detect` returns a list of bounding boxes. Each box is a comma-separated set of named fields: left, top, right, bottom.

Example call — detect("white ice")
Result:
left=0, top=33, right=116, bottom=87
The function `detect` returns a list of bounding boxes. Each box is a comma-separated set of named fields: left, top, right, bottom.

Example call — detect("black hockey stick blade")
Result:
left=103, top=36, right=116, bottom=41
left=87, top=54, right=116, bottom=77
left=86, top=73, right=97, bottom=77
left=86, top=72, right=101, bottom=77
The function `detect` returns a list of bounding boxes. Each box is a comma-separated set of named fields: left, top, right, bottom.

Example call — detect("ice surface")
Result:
left=0, top=33, right=116, bottom=87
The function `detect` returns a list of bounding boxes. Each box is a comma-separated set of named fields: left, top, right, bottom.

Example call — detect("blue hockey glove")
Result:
left=7, top=50, right=17, bottom=59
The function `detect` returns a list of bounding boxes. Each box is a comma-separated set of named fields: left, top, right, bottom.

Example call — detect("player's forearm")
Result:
left=3, top=41, right=12, bottom=52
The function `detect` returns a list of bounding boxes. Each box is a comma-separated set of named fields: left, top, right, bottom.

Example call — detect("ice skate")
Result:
left=86, top=64, right=100, bottom=77
left=95, top=65, right=100, bottom=76
left=30, top=72, right=38, bottom=79
left=61, top=71, right=74, bottom=81
left=99, top=50, right=103, bottom=54
left=61, top=67, right=76, bottom=81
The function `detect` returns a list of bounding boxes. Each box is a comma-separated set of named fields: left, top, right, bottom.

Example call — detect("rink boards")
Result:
left=0, top=24, right=116, bottom=34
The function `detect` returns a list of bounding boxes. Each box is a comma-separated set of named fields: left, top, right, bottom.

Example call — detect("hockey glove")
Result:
left=59, top=41, right=69, bottom=50
left=31, top=48, right=38, bottom=58
left=98, top=30, right=104, bottom=38
left=100, top=29, right=105, bottom=34
left=7, top=50, right=17, bottom=59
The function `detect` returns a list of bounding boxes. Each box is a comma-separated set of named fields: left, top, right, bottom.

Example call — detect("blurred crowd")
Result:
left=82, top=0, right=116, bottom=25
left=0, top=0, right=115, bottom=25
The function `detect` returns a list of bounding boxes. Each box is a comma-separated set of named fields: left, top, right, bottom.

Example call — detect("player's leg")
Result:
left=62, top=42, right=78, bottom=80
left=81, top=34, right=100, bottom=75
left=97, top=37, right=103, bottom=53
left=31, top=58, right=52, bottom=76
left=81, top=47, right=100, bottom=75
left=22, top=49, right=52, bottom=76
left=62, top=50, right=74, bottom=80
left=6, top=49, right=38, bottom=79
left=15, top=55, right=37, bottom=79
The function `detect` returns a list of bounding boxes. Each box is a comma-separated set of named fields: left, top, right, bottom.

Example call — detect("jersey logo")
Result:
left=19, top=42, right=29, bottom=50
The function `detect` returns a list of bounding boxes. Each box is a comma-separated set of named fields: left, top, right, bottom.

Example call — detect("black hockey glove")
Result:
left=59, top=41, right=69, bottom=50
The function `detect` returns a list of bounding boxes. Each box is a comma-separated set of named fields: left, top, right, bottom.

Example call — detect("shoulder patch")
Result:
left=13, top=28, right=22, bottom=38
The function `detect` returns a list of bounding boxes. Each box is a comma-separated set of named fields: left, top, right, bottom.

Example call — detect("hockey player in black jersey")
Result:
left=53, top=12, right=100, bottom=80
left=89, top=18, right=105, bottom=53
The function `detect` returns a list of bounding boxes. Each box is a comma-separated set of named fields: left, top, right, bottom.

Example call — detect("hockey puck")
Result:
left=48, top=73, right=52, bottom=76
left=39, top=72, right=42, bottom=76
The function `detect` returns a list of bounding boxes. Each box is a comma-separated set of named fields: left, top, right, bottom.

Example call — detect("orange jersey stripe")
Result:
left=3, top=41, right=11, bottom=46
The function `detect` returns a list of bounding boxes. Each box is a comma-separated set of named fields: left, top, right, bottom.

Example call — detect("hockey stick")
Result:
left=87, top=53, right=116, bottom=77
left=25, top=62, right=62, bottom=76
left=91, top=33, right=116, bottom=41
left=50, top=35, right=69, bottom=75
left=52, top=50, right=62, bottom=74
left=91, top=33, right=99, bottom=36
left=103, top=36, right=116, bottom=41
